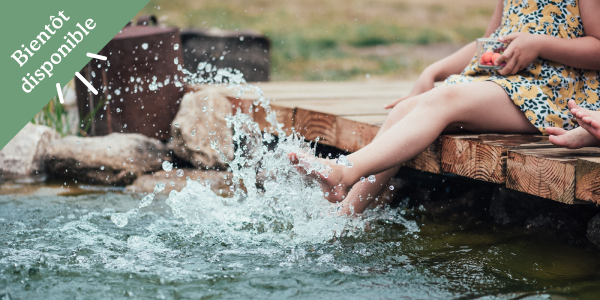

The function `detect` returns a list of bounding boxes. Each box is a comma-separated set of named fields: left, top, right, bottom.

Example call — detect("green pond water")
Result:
left=1, top=181, right=600, bottom=300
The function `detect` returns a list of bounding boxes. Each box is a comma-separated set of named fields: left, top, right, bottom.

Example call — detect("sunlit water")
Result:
left=2, top=48, right=600, bottom=299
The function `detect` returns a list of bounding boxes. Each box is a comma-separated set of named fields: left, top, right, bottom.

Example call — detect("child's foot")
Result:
left=288, top=152, right=350, bottom=203
left=568, top=100, right=600, bottom=140
left=547, top=126, right=600, bottom=149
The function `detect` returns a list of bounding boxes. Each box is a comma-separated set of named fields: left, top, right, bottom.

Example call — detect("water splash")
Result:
left=109, top=59, right=372, bottom=245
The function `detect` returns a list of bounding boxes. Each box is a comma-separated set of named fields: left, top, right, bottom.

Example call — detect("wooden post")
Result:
left=507, top=147, right=600, bottom=204
left=575, top=157, right=600, bottom=204
left=441, top=134, right=553, bottom=183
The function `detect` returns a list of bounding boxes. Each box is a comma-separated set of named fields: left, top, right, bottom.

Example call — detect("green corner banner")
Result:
left=0, top=0, right=150, bottom=149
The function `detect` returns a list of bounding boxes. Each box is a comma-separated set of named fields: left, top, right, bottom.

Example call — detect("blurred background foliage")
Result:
left=139, top=0, right=496, bottom=81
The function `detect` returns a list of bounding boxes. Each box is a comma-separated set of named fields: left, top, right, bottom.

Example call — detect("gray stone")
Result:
left=168, top=89, right=234, bottom=169
left=587, top=214, right=600, bottom=248
left=45, top=133, right=169, bottom=185
left=0, top=123, right=60, bottom=179
left=126, top=168, right=233, bottom=197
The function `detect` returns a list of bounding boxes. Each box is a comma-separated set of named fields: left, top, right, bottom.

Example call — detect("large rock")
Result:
left=126, top=168, right=233, bottom=197
left=45, top=133, right=169, bottom=185
left=587, top=214, right=600, bottom=249
left=0, top=123, right=60, bottom=180
left=168, top=89, right=234, bottom=169
left=489, top=186, right=596, bottom=246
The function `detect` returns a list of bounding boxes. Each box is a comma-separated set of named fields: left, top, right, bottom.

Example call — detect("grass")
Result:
left=139, top=0, right=496, bottom=81
left=31, top=94, right=71, bottom=137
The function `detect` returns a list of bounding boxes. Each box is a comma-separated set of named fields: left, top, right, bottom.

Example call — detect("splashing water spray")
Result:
left=108, top=46, right=419, bottom=246
left=107, top=49, right=383, bottom=246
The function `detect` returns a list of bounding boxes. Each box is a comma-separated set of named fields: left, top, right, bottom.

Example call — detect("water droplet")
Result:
left=360, top=177, right=365, bottom=182
left=162, top=161, right=173, bottom=172
left=141, top=43, right=149, bottom=50
left=139, top=194, right=154, bottom=208
left=239, top=36, right=244, bottom=41
left=170, top=181, right=176, bottom=186
left=336, top=155, right=349, bottom=166
left=368, top=175, right=376, bottom=183
left=324, top=192, right=329, bottom=197
left=154, top=182, right=166, bottom=193
left=229, top=185, right=235, bottom=191
left=176, top=169, right=184, bottom=177
left=174, top=57, right=179, bottom=64
left=116, top=108, right=121, bottom=113
left=174, top=44, right=179, bottom=50
left=389, top=185, right=395, bottom=190
left=100, top=166, right=105, bottom=170
left=174, top=123, right=179, bottom=128
left=107, top=147, right=111, bottom=150
left=219, top=56, right=224, bottom=60
left=111, top=213, right=128, bottom=227
left=202, top=106, right=207, bottom=112
left=191, top=129, right=196, bottom=136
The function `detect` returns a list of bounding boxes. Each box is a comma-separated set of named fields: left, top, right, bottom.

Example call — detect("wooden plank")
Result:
left=254, top=103, right=296, bottom=135
left=282, top=98, right=391, bottom=116
left=575, top=157, right=600, bottom=204
left=441, top=134, right=555, bottom=183
left=204, top=82, right=413, bottom=101
left=507, top=147, right=600, bottom=204
left=226, top=96, right=254, bottom=117
left=294, top=108, right=337, bottom=146
left=335, top=116, right=380, bottom=152
left=342, top=115, right=387, bottom=126
left=404, top=137, right=442, bottom=174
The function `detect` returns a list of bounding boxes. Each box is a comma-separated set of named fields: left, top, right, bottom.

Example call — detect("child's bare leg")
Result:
left=299, top=82, right=538, bottom=203
left=338, top=97, right=422, bottom=214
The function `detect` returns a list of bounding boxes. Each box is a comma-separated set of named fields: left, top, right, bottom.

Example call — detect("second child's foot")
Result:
left=288, top=152, right=350, bottom=203
left=568, top=100, right=600, bottom=140
left=547, top=126, right=600, bottom=149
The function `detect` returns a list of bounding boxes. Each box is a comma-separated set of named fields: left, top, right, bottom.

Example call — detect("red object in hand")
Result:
left=492, top=53, right=502, bottom=65
left=481, top=51, right=494, bottom=64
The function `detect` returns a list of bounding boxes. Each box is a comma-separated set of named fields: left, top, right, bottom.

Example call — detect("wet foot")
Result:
left=547, top=126, right=600, bottom=149
left=288, top=152, right=350, bottom=203
left=568, top=100, right=600, bottom=140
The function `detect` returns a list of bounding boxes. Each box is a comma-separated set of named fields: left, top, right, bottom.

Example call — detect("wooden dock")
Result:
left=210, top=81, right=600, bottom=205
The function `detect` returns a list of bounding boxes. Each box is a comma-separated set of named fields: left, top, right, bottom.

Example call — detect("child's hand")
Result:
left=496, top=33, right=542, bottom=76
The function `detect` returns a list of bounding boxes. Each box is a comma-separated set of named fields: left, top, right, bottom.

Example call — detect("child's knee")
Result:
left=420, top=86, right=463, bottom=108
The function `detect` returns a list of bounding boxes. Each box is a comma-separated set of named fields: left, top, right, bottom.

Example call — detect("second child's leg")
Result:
left=297, top=82, right=538, bottom=204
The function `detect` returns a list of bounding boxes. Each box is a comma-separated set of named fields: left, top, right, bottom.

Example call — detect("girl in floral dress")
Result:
left=291, top=0, right=600, bottom=214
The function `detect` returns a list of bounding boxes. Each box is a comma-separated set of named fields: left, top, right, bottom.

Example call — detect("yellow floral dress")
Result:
left=444, top=0, right=600, bottom=134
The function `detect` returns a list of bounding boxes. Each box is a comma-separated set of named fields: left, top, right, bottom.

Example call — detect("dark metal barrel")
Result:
left=76, top=17, right=184, bottom=140
left=180, top=29, right=270, bottom=82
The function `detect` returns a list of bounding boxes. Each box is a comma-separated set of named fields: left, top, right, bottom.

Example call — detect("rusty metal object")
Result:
left=76, top=16, right=183, bottom=140
left=180, top=28, right=270, bottom=82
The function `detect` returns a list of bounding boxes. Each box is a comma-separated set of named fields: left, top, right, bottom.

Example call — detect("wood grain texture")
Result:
left=335, top=116, right=380, bottom=152
left=441, top=134, right=553, bottom=183
left=253, top=103, right=296, bottom=135
left=507, top=147, right=600, bottom=204
left=294, top=108, right=337, bottom=147
left=575, top=157, right=600, bottom=204
left=404, top=137, right=442, bottom=174
left=226, top=96, right=254, bottom=118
